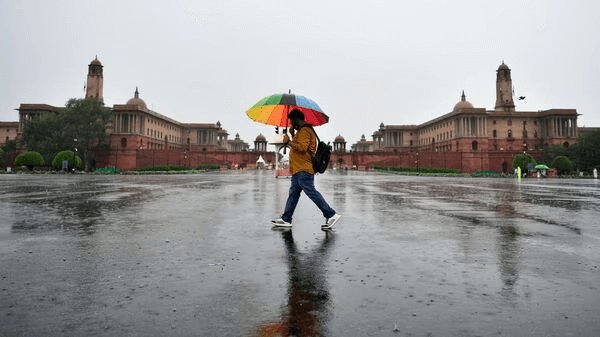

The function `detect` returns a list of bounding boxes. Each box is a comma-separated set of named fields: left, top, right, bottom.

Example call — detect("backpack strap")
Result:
left=306, top=125, right=321, bottom=159
left=306, top=125, right=321, bottom=143
left=301, top=125, right=319, bottom=157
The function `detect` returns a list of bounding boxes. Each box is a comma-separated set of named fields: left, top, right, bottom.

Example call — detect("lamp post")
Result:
left=73, top=138, right=78, bottom=173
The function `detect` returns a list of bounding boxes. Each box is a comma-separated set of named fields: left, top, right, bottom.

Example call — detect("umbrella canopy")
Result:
left=535, top=164, right=550, bottom=170
left=246, top=93, right=329, bottom=127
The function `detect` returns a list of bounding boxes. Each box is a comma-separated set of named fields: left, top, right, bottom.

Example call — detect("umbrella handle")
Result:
left=283, top=104, right=289, bottom=154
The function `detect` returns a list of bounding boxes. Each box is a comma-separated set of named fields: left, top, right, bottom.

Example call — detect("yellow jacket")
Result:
left=288, top=126, right=316, bottom=175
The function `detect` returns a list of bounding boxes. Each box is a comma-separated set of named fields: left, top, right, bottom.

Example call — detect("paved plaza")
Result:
left=1, top=171, right=599, bottom=336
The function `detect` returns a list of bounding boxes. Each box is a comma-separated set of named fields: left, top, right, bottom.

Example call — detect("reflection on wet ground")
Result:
left=1, top=171, right=599, bottom=336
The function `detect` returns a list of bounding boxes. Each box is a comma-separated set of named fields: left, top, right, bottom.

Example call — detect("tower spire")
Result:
left=85, top=56, right=104, bottom=104
left=495, top=62, right=515, bottom=111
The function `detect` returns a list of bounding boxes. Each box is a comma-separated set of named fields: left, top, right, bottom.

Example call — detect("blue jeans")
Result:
left=282, top=171, right=336, bottom=223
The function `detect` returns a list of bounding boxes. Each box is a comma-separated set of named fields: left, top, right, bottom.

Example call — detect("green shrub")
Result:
left=513, top=153, right=537, bottom=171
left=195, top=164, right=220, bottom=170
left=94, top=167, right=120, bottom=174
left=52, top=150, right=82, bottom=171
left=15, top=151, right=45, bottom=170
left=136, top=165, right=186, bottom=172
left=473, top=170, right=501, bottom=177
left=373, top=166, right=459, bottom=174
left=551, top=156, right=574, bottom=175
left=0, top=147, right=4, bottom=167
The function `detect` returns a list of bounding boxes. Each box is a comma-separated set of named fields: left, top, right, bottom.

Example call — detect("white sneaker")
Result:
left=271, top=218, right=292, bottom=228
left=322, top=214, right=341, bottom=230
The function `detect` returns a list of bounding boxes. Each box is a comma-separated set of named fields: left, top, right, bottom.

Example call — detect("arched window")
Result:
left=120, top=137, right=127, bottom=148
left=508, top=129, right=512, bottom=138
left=493, top=130, right=497, bottom=138
left=471, top=141, right=478, bottom=151
left=563, top=141, right=569, bottom=148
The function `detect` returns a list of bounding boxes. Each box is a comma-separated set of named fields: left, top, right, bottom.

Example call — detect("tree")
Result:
left=20, top=98, right=113, bottom=171
left=2, top=139, right=17, bottom=154
left=513, top=153, right=537, bottom=172
left=52, top=150, right=82, bottom=171
left=541, top=144, right=570, bottom=165
left=21, top=112, right=65, bottom=163
left=0, top=140, right=17, bottom=169
left=62, top=99, right=113, bottom=171
left=571, top=130, right=600, bottom=172
left=551, top=156, right=574, bottom=175
left=15, top=151, right=45, bottom=170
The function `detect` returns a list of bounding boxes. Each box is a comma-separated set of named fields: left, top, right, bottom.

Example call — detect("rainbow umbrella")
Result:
left=246, top=93, right=329, bottom=128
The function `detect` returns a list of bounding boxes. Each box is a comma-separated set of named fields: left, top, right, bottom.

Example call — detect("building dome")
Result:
left=372, top=130, right=382, bottom=137
left=498, top=61, right=510, bottom=70
left=89, top=56, right=102, bottom=66
left=255, top=133, right=266, bottom=141
left=126, top=87, right=147, bottom=109
left=334, top=134, right=345, bottom=142
left=453, top=90, right=474, bottom=112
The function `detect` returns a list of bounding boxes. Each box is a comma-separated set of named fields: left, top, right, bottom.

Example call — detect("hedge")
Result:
left=15, top=151, right=45, bottom=170
left=52, top=150, right=82, bottom=171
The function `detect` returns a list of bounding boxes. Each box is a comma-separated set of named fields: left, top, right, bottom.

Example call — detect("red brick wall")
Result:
left=91, top=146, right=543, bottom=174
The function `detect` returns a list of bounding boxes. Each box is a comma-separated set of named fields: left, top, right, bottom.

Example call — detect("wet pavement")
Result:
left=1, top=171, right=600, bottom=337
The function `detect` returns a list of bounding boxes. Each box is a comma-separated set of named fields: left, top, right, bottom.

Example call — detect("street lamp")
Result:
left=73, top=138, right=78, bottom=173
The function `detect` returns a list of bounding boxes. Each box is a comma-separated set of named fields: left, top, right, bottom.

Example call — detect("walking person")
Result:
left=271, top=109, right=341, bottom=230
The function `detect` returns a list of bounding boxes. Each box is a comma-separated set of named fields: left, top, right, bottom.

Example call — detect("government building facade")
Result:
left=14, top=57, right=271, bottom=170
left=5, top=59, right=591, bottom=173
left=333, top=62, right=582, bottom=173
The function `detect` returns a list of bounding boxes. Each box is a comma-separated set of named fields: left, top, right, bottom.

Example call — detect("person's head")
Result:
left=288, top=109, right=305, bottom=130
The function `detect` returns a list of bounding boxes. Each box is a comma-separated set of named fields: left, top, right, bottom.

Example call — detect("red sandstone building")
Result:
left=9, top=59, right=591, bottom=173
left=16, top=58, right=271, bottom=170
left=339, top=62, right=582, bottom=173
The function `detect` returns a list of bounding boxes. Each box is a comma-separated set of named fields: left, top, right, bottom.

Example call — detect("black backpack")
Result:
left=307, top=126, right=331, bottom=174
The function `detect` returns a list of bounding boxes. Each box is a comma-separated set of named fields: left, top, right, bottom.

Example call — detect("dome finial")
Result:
left=134, top=87, right=139, bottom=98
left=461, top=90, right=466, bottom=101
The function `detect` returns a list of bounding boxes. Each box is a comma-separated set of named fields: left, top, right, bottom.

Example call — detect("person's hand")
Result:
left=283, top=134, right=290, bottom=144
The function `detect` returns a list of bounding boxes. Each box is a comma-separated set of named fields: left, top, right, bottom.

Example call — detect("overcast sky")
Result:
left=1, top=0, right=598, bottom=147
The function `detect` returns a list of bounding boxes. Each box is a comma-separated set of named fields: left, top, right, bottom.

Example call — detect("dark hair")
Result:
left=288, top=109, right=304, bottom=121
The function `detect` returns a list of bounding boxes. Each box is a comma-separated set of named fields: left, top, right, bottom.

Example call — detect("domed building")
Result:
left=453, top=91, right=474, bottom=112
left=333, top=134, right=346, bottom=153
left=254, top=133, right=267, bottom=152
left=351, top=61, right=579, bottom=173
left=126, top=87, right=147, bottom=110
left=16, top=57, right=258, bottom=171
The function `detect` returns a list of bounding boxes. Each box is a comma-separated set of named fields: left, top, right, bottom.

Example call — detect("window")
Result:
left=471, top=141, right=478, bottom=151
left=493, top=130, right=497, bottom=138
left=508, top=129, right=513, bottom=138
left=121, top=137, right=127, bottom=148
